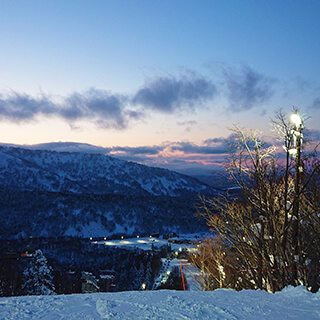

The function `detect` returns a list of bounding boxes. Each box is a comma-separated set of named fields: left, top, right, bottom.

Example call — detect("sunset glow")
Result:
left=0, top=1, right=319, bottom=174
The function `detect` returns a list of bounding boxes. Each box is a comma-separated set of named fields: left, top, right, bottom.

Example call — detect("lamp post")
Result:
left=291, top=113, right=303, bottom=210
left=290, top=112, right=303, bottom=283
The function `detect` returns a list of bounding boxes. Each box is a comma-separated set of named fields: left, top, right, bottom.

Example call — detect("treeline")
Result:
left=0, top=237, right=163, bottom=296
left=0, top=188, right=207, bottom=239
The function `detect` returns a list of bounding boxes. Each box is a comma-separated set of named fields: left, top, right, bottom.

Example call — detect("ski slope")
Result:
left=1, top=286, right=319, bottom=319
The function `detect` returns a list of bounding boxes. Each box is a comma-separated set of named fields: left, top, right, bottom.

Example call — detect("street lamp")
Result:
left=290, top=112, right=303, bottom=282
left=290, top=113, right=303, bottom=128
left=290, top=112, right=303, bottom=204
left=286, top=113, right=303, bottom=158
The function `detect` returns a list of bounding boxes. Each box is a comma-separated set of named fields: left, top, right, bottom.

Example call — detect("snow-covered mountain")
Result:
left=0, top=145, right=216, bottom=239
left=0, top=144, right=210, bottom=197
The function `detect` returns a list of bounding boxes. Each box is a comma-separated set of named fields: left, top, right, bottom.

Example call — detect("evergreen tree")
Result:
left=135, top=262, right=145, bottom=290
left=22, top=249, right=55, bottom=295
left=129, top=262, right=139, bottom=290
left=144, top=261, right=153, bottom=290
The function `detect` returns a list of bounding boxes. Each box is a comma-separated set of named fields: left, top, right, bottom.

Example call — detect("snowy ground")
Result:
left=1, top=286, right=319, bottom=319
left=94, top=235, right=201, bottom=252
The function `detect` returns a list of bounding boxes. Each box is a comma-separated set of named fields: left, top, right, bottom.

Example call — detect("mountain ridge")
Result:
left=0, top=145, right=216, bottom=239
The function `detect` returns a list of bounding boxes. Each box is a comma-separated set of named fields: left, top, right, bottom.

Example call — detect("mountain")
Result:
left=0, top=145, right=217, bottom=239
left=27, top=141, right=110, bottom=154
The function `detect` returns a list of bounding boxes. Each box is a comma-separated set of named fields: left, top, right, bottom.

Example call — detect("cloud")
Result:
left=223, top=65, right=275, bottom=112
left=111, top=145, right=163, bottom=156
left=0, top=65, right=276, bottom=130
left=0, top=92, right=55, bottom=122
left=0, top=89, right=137, bottom=130
left=107, top=139, right=229, bottom=161
left=61, top=89, right=130, bottom=129
left=109, top=135, right=234, bottom=160
left=132, top=74, right=216, bottom=113
left=177, top=120, right=197, bottom=126
left=177, top=120, right=198, bottom=133
left=0, top=73, right=216, bottom=129
left=203, top=137, right=227, bottom=146
left=107, top=141, right=227, bottom=175
left=169, top=141, right=227, bottom=155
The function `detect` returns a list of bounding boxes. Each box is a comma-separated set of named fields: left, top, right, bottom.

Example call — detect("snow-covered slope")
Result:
left=0, top=145, right=215, bottom=239
left=0, top=145, right=211, bottom=196
left=1, top=286, right=319, bottom=319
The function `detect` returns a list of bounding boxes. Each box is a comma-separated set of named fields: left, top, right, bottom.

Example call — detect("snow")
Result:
left=1, top=286, right=319, bottom=319
left=95, top=236, right=198, bottom=252
left=65, top=223, right=100, bottom=237
left=170, top=259, right=200, bottom=291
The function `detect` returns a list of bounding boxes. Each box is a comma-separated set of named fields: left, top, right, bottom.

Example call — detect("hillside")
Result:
left=0, top=145, right=216, bottom=239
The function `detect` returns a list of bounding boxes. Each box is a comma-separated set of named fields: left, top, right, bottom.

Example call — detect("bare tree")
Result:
left=191, top=110, right=320, bottom=292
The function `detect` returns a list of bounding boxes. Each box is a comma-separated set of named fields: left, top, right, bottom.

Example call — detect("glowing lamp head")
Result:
left=290, top=113, right=302, bottom=128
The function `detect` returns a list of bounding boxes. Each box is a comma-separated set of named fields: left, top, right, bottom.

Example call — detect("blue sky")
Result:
left=0, top=1, right=319, bottom=174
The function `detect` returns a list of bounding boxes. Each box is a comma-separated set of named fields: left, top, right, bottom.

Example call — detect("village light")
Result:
left=141, top=283, right=146, bottom=290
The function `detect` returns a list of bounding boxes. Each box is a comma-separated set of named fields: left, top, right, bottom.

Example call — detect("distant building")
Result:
left=81, top=271, right=99, bottom=293
left=21, top=245, right=36, bottom=257
left=99, top=270, right=116, bottom=292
